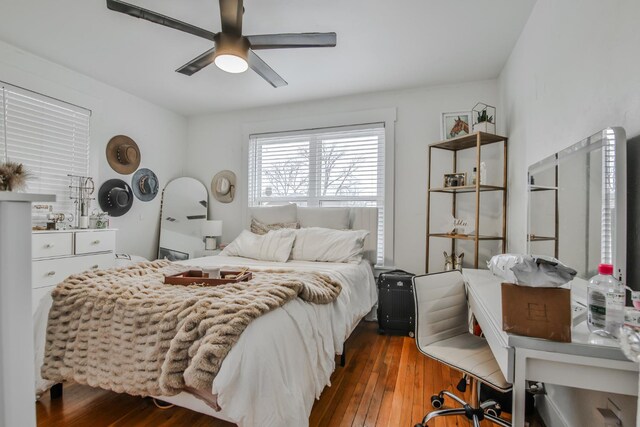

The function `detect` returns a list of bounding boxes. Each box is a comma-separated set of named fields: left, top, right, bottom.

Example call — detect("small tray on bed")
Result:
left=163, top=269, right=253, bottom=286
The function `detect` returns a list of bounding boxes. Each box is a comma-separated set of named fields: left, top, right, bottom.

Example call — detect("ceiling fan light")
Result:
left=214, top=54, right=248, bottom=73
left=213, top=33, right=250, bottom=74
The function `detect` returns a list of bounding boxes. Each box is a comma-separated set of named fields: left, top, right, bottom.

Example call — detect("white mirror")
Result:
left=527, top=127, right=627, bottom=281
left=158, top=177, right=208, bottom=260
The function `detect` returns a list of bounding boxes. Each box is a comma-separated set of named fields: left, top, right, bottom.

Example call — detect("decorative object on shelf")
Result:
left=443, top=251, right=464, bottom=271
left=471, top=102, right=496, bottom=134
left=89, top=210, right=109, bottom=229
left=106, top=135, right=141, bottom=175
left=98, top=178, right=134, bottom=217
left=132, top=168, right=159, bottom=201
left=444, top=172, right=466, bottom=187
left=68, top=175, right=95, bottom=229
left=0, top=160, right=30, bottom=191
left=211, top=170, right=236, bottom=203
left=441, top=111, right=472, bottom=140
left=201, top=220, right=223, bottom=250
left=445, top=214, right=475, bottom=235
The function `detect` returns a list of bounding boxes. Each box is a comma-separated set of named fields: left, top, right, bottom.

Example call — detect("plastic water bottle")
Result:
left=587, top=263, right=625, bottom=337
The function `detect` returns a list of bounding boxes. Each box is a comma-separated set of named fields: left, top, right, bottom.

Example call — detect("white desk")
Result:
left=463, top=269, right=638, bottom=426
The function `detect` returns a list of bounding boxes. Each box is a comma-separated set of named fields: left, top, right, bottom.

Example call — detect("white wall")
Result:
left=499, top=0, right=640, bottom=425
left=186, top=79, right=499, bottom=274
left=0, top=40, right=188, bottom=260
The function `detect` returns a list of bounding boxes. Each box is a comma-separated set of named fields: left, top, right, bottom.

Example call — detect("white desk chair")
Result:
left=412, top=270, right=512, bottom=427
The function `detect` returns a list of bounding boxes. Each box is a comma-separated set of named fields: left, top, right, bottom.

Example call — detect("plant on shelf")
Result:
left=471, top=102, right=497, bottom=134
left=0, top=160, right=30, bottom=191
left=476, top=109, right=494, bottom=124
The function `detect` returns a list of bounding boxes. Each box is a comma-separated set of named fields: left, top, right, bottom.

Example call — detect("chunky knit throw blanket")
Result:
left=41, top=260, right=342, bottom=397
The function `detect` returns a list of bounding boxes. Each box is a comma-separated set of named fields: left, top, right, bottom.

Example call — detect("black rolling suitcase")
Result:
left=376, top=269, right=416, bottom=337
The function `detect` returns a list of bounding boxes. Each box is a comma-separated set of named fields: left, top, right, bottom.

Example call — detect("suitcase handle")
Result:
left=378, top=269, right=414, bottom=279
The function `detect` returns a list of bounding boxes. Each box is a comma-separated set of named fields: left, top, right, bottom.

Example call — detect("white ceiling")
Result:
left=0, top=0, right=535, bottom=116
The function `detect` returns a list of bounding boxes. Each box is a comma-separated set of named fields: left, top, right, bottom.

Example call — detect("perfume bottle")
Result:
left=471, top=167, right=477, bottom=185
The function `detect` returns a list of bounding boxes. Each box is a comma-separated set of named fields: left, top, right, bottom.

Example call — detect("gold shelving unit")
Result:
left=425, top=132, right=508, bottom=271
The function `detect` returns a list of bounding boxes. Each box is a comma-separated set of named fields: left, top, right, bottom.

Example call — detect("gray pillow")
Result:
left=249, top=204, right=297, bottom=224
left=297, top=207, right=350, bottom=229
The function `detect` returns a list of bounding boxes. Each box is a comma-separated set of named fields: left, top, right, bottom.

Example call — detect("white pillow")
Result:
left=249, top=204, right=297, bottom=225
left=297, top=207, right=350, bottom=229
left=221, top=229, right=296, bottom=262
left=291, top=227, right=369, bottom=263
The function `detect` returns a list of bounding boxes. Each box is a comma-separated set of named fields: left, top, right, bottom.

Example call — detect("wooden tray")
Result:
left=163, top=269, right=253, bottom=286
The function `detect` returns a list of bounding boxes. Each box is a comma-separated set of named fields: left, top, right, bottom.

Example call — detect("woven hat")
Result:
left=211, top=170, right=236, bottom=203
left=132, top=168, right=159, bottom=202
left=98, top=179, right=134, bottom=217
left=106, top=135, right=141, bottom=175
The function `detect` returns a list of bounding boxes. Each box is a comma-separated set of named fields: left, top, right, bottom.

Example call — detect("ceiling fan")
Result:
left=106, top=0, right=337, bottom=87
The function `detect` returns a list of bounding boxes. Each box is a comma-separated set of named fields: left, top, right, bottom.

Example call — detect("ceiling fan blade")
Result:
left=248, top=50, right=287, bottom=88
left=247, top=33, right=337, bottom=50
left=107, top=0, right=216, bottom=42
left=176, top=47, right=217, bottom=76
left=219, top=0, right=243, bottom=36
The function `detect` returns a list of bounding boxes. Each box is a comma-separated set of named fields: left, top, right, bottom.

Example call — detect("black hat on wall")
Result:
left=98, top=179, right=134, bottom=217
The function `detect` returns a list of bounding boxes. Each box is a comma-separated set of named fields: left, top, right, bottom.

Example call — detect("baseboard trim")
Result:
left=535, top=394, right=570, bottom=427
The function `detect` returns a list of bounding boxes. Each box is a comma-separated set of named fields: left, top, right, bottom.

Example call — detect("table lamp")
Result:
left=201, top=220, right=223, bottom=250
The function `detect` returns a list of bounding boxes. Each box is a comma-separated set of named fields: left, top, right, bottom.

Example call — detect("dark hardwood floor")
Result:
left=36, top=321, right=543, bottom=426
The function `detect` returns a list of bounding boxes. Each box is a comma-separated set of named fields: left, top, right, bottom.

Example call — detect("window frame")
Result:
left=0, top=82, right=91, bottom=218
left=242, top=108, right=397, bottom=267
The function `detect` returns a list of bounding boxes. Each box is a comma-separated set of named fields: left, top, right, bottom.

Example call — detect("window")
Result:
left=0, top=83, right=91, bottom=217
left=248, top=123, right=386, bottom=265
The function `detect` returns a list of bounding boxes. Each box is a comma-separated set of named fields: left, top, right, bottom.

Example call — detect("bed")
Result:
left=33, top=206, right=379, bottom=427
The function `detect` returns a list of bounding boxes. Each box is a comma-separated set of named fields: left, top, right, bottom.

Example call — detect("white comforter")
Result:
left=33, top=255, right=377, bottom=427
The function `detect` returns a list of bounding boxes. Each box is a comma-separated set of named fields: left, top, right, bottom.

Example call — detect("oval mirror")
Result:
left=158, top=177, right=208, bottom=260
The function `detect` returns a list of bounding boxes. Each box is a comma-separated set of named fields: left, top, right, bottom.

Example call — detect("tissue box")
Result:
left=501, top=283, right=571, bottom=342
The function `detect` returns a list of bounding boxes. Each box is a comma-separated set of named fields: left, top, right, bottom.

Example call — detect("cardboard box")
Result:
left=501, top=283, right=571, bottom=342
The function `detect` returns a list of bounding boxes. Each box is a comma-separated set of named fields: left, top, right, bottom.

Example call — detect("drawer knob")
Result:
left=92, top=240, right=101, bottom=245
left=45, top=243, right=55, bottom=248
left=91, top=264, right=99, bottom=269
left=46, top=271, right=56, bottom=276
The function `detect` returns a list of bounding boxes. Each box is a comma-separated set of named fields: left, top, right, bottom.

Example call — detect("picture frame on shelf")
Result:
left=444, top=172, right=467, bottom=188
left=441, top=111, right=472, bottom=140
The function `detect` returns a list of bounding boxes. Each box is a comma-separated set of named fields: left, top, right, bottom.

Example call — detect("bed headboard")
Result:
left=248, top=205, right=378, bottom=264
left=349, top=207, right=378, bottom=265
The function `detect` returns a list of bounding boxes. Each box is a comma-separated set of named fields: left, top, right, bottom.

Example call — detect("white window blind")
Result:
left=0, top=84, right=91, bottom=217
left=249, top=123, right=385, bottom=265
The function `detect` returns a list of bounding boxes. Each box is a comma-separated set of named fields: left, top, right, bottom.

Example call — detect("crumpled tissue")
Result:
left=487, top=253, right=577, bottom=287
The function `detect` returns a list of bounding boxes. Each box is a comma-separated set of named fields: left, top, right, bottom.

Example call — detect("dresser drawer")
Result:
left=75, top=230, right=116, bottom=254
left=32, top=253, right=114, bottom=289
left=32, top=232, right=73, bottom=259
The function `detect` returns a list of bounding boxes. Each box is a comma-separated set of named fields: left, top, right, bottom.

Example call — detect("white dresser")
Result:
left=31, top=229, right=116, bottom=312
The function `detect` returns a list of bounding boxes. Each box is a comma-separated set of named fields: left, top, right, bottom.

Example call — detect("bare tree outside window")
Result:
left=262, top=146, right=309, bottom=197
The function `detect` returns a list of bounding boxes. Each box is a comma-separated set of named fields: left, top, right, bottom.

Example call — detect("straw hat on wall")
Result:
left=211, top=170, right=236, bottom=203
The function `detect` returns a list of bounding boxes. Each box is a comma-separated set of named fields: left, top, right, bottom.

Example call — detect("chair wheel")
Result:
left=486, top=405, right=502, bottom=417
left=430, top=395, right=444, bottom=409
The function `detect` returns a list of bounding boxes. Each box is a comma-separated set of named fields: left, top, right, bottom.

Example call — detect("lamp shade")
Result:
left=201, top=220, right=223, bottom=237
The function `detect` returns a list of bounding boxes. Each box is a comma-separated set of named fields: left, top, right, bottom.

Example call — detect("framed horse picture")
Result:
left=441, top=111, right=472, bottom=140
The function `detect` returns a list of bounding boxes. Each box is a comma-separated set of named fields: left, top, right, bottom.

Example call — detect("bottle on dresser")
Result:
left=587, top=263, right=625, bottom=338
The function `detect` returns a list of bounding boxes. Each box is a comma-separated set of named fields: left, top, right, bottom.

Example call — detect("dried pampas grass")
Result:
left=0, top=161, right=30, bottom=191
